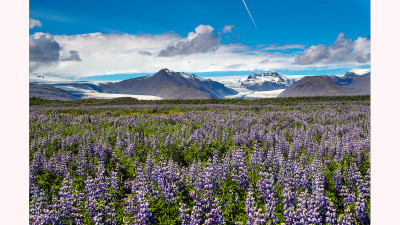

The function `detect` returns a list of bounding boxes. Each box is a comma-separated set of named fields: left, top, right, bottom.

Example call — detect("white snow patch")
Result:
left=205, top=76, right=248, bottom=93
left=244, top=76, right=280, bottom=84
left=349, top=69, right=371, bottom=75
left=281, top=75, right=308, bottom=81
left=51, top=84, right=161, bottom=100
left=82, top=92, right=162, bottom=100
left=225, top=89, right=285, bottom=99
left=163, top=68, right=175, bottom=75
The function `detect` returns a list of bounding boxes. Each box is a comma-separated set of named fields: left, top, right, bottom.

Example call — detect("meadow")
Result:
left=29, top=96, right=370, bottom=224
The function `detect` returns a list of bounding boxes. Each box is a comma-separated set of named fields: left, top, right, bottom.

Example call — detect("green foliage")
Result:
left=36, top=169, right=64, bottom=203
left=30, top=95, right=370, bottom=107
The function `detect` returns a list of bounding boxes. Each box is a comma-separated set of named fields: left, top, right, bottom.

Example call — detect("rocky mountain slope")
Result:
left=100, top=68, right=238, bottom=100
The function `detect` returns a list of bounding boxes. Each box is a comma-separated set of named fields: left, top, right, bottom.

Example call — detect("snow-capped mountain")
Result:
left=240, top=72, right=296, bottom=91
left=29, top=69, right=371, bottom=100
left=204, top=75, right=286, bottom=99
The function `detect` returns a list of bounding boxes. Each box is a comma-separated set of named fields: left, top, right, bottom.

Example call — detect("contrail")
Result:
left=241, top=0, right=257, bottom=29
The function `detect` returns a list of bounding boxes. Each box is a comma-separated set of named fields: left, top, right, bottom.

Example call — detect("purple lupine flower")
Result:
left=354, top=193, right=369, bottom=224
left=231, top=148, right=249, bottom=189
left=249, top=144, right=264, bottom=168
left=293, top=191, right=310, bottom=224
left=179, top=203, right=191, bottom=225
left=47, top=174, right=85, bottom=224
left=221, top=151, right=232, bottom=182
left=144, top=153, right=154, bottom=176
left=189, top=206, right=203, bottom=225
left=333, top=168, right=343, bottom=194
left=135, top=191, right=153, bottom=225
left=204, top=198, right=224, bottom=225
left=29, top=184, right=50, bottom=225
left=282, top=185, right=296, bottom=225
left=337, top=206, right=354, bottom=225
left=256, top=171, right=277, bottom=223
left=152, top=159, right=180, bottom=204
left=362, top=168, right=370, bottom=199
left=211, top=151, right=224, bottom=186
left=122, top=195, right=139, bottom=222
left=109, top=170, right=119, bottom=200
left=187, top=161, right=201, bottom=186
left=128, top=164, right=153, bottom=198
left=340, top=185, right=356, bottom=207
left=325, top=196, right=337, bottom=224
left=84, top=164, right=118, bottom=224
left=76, top=145, right=89, bottom=177
left=348, top=162, right=365, bottom=194
left=125, top=142, right=136, bottom=157
left=245, top=190, right=265, bottom=225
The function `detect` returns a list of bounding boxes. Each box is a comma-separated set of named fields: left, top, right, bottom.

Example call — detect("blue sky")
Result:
left=29, top=0, right=370, bottom=80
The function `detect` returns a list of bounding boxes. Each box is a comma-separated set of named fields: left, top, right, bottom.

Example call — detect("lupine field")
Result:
left=29, top=96, right=370, bottom=224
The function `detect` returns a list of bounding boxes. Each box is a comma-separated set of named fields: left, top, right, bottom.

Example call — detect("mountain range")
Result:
left=29, top=69, right=370, bottom=100
left=30, top=69, right=238, bottom=100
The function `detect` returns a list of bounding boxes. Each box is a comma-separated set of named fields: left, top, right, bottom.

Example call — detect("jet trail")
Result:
left=241, top=0, right=257, bottom=29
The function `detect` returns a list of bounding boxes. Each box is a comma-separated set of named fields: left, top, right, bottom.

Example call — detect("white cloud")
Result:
left=222, top=25, right=234, bottom=33
left=296, top=33, right=370, bottom=65
left=158, top=25, right=219, bottom=57
left=29, top=33, right=81, bottom=72
left=29, top=27, right=370, bottom=79
left=29, top=18, right=42, bottom=29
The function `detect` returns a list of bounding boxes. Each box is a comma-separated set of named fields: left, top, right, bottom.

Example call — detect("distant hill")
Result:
left=29, top=83, right=79, bottom=101
left=100, top=68, right=238, bottom=100
left=278, top=72, right=370, bottom=97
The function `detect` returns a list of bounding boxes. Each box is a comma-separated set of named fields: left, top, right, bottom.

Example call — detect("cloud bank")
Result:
left=296, top=33, right=370, bottom=65
left=29, top=27, right=370, bottom=79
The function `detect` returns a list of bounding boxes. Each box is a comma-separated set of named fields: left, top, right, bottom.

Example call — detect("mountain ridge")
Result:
left=279, top=72, right=370, bottom=97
